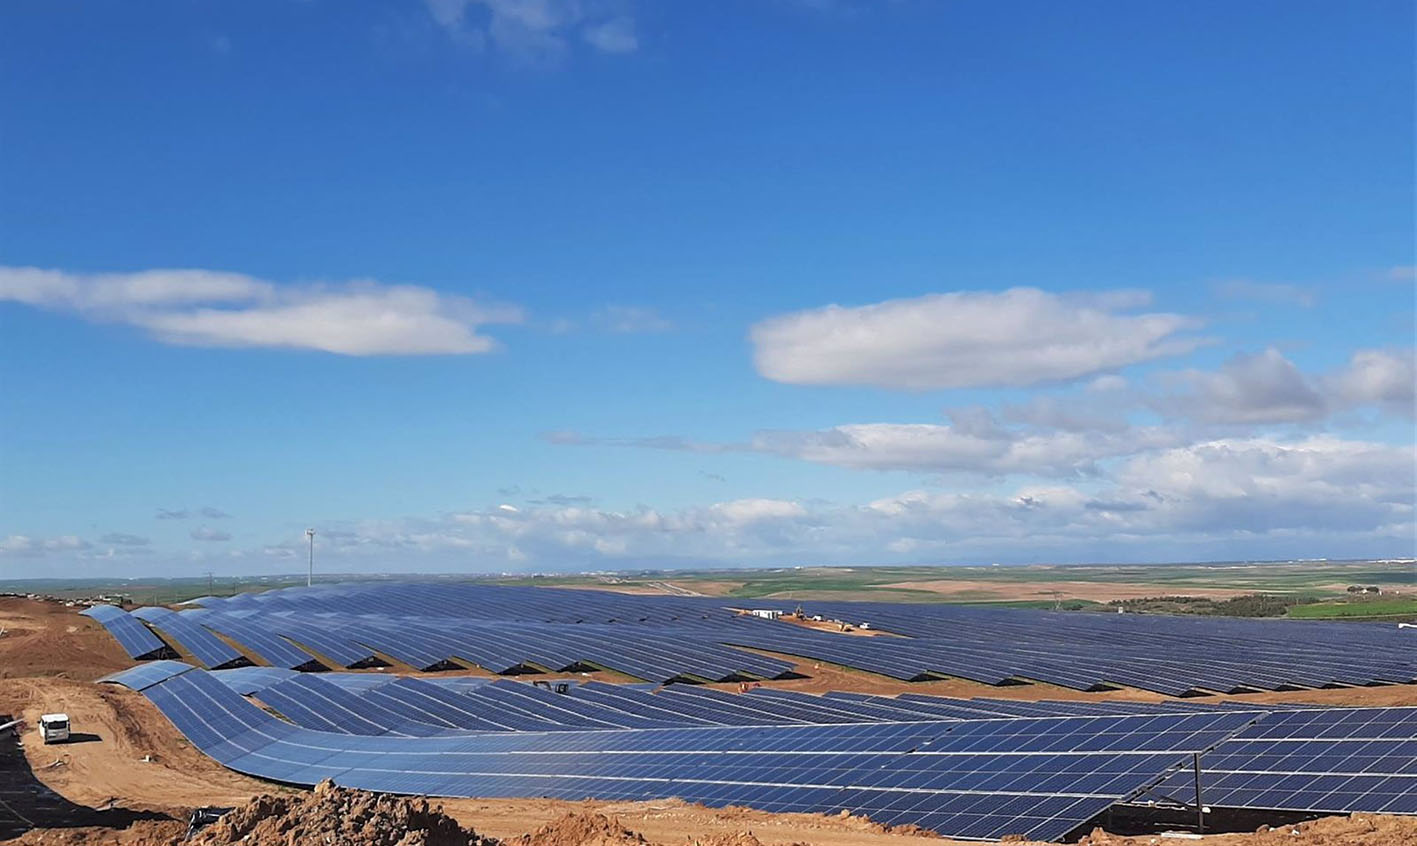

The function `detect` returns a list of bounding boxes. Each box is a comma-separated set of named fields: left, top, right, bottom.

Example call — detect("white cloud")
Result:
left=277, top=434, right=1413, bottom=568
left=0, top=266, right=521, bottom=356
left=1155, top=347, right=1415, bottom=424
left=1325, top=348, right=1415, bottom=417
left=1109, top=437, right=1414, bottom=536
left=709, top=499, right=807, bottom=523
left=1163, top=348, right=1327, bottom=424
left=0, top=266, right=267, bottom=310
left=750, top=288, right=1208, bottom=390
left=190, top=526, right=232, bottom=542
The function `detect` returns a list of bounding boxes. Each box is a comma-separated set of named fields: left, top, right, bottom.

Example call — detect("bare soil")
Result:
left=1076, top=814, right=1417, bottom=845
left=0, top=600, right=134, bottom=682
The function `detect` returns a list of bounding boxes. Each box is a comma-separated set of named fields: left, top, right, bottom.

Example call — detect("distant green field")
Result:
left=1286, top=596, right=1417, bottom=620
left=571, top=560, right=1417, bottom=601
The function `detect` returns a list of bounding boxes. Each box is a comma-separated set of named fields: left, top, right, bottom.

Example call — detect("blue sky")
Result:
left=1, top=0, right=1413, bottom=577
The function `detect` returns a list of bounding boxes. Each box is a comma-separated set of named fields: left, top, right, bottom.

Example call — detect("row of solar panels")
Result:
left=189, top=581, right=724, bottom=624
left=695, top=615, right=1415, bottom=697
left=83, top=604, right=794, bottom=683
left=110, top=660, right=1265, bottom=734
left=246, top=677, right=1232, bottom=735
left=788, top=601, right=1416, bottom=695
left=87, top=582, right=1417, bottom=696
left=102, top=664, right=1269, bottom=842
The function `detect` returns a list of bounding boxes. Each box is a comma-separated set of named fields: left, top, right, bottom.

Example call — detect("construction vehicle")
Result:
left=38, top=713, right=70, bottom=744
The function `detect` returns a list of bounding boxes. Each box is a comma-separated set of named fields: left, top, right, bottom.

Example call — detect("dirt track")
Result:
left=1, top=596, right=1414, bottom=845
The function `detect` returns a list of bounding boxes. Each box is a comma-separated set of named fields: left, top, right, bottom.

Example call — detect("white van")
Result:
left=39, top=713, right=70, bottom=744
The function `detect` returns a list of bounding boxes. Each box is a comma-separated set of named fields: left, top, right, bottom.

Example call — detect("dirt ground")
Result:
left=0, top=600, right=135, bottom=682
left=1, top=596, right=1413, bottom=845
left=1075, top=814, right=1417, bottom=845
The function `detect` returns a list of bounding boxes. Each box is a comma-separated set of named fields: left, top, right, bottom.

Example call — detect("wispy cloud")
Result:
left=0, top=535, right=90, bottom=558
left=547, top=417, right=1189, bottom=478
left=751, top=288, right=1210, bottom=390
left=581, top=16, right=637, bottom=53
left=423, top=0, right=639, bottom=63
left=190, top=526, right=232, bottom=542
left=0, top=266, right=522, bottom=356
left=99, top=532, right=150, bottom=546
left=1212, top=279, right=1318, bottom=308
left=590, top=305, right=673, bottom=334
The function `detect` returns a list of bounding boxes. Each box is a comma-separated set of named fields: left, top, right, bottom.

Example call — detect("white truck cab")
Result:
left=39, top=713, right=70, bottom=744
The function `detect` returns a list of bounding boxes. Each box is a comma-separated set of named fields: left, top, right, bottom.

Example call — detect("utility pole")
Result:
left=305, top=528, right=316, bottom=587
left=205, top=571, right=214, bottom=597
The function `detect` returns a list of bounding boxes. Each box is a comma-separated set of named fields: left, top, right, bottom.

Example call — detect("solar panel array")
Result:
left=116, top=666, right=1260, bottom=842
left=181, top=608, right=327, bottom=670
left=98, top=659, right=1417, bottom=838
left=130, top=606, right=248, bottom=669
left=98, top=659, right=196, bottom=690
left=1150, top=707, right=1417, bottom=815
left=79, top=604, right=171, bottom=660
left=699, top=612, right=1414, bottom=696
left=158, top=583, right=1417, bottom=696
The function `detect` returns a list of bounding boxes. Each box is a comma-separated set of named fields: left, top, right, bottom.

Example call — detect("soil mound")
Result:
left=191, top=780, right=496, bottom=846
left=510, top=811, right=648, bottom=845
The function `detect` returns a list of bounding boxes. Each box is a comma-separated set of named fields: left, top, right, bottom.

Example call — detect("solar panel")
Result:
left=481, top=681, right=682, bottom=729
left=1150, top=707, right=1417, bottom=815
left=572, top=682, right=724, bottom=726
left=138, top=582, right=1413, bottom=697
left=80, top=604, right=170, bottom=660
left=368, top=678, right=534, bottom=732
left=182, top=610, right=325, bottom=670
left=132, top=667, right=1259, bottom=841
left=130, top=606, right=247, bottom=669
left=98, top=660, right=197, bottom=690
left=255, top=676, right=446, bottom=736
left=320, top=673, right=397, bottom=693
left=209, top=666, right=299, bottom=694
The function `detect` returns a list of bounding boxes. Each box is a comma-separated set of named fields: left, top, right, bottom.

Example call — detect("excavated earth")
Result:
left=2, top=597, right=1415, bottom=845
left=188, top=780, right=497, bottom=846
